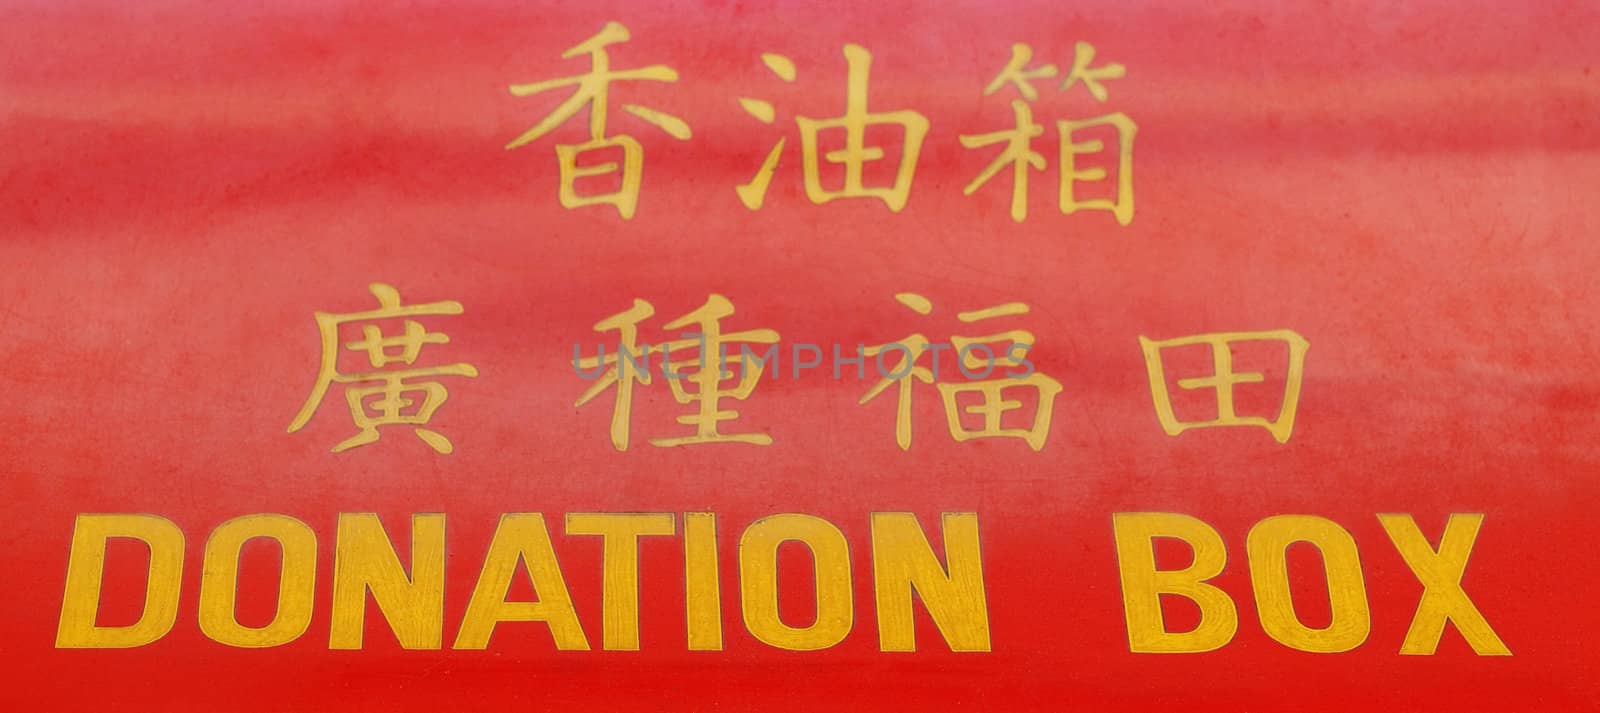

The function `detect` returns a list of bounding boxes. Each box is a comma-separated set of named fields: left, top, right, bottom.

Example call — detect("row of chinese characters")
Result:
left=508, top=22, right=1136, bottom=222
left=289, top=284, right=1309, bottom=455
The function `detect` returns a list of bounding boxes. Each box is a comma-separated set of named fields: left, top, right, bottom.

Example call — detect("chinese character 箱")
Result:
left=1138, top=330, right=1309, bottom=443
left=574, top=294, right=779, bottom=450
left=736, top=46, right=930, bottom=212
left=962, top=41, right=1134, bottom=224
left=506, top=21, right=691, bottom=219
left=288, top=283, right=479, bottom=454
left=860, top=293, right=1062, bottom=451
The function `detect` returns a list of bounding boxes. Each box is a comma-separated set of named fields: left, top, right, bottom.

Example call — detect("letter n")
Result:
left=871, top=512, right=990, bottom=652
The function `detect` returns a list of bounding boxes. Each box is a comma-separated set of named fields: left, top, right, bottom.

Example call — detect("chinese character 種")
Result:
left=575, top=294, right=779, bottom=449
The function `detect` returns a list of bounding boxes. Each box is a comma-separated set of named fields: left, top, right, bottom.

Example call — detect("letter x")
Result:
left=1378, top=514, right=1510, bottom=655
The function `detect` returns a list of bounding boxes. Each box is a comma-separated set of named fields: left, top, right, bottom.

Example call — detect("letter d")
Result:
left=57, top=514, right=185, bottom=648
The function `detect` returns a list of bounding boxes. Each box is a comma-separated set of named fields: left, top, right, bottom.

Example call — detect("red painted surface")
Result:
left=1, top=0, right=1597, bottom=710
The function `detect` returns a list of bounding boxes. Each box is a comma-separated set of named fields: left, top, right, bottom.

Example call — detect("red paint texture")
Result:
left=1, top=0, right=1598, bottom=710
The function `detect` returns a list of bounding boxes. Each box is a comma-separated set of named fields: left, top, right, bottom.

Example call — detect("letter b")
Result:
left=1111, top=512, right=1238, bottom=653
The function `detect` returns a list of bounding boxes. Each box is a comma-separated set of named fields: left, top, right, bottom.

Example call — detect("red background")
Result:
left=2, top=0, right=1598, bottom=710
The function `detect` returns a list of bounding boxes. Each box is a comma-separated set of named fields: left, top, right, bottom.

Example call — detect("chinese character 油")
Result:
left=736, top=46, right=929, bottom=212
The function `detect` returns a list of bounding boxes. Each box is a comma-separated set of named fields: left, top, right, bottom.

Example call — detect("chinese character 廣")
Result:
left=288, top=283, right=479, bottom=454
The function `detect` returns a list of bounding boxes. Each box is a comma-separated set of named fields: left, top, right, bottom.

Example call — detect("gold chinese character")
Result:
left=1060, top=41, right=1125, bottom=102
left=736, top=45, right=929, bottom=212
left=960, top=99, right=1046, bottom=222
left=982, top=42, right=1059, bottom=101
left=964, top=42, right=1135, bottom=224
left=861, top=293, right=1061, bottom=451
left=573, top=298, right=656, bottom=451
left=859, top=293, right=936, bottom=450
left=506, top=21, right=691, bottom=219
left=1059, top=112, right=1136, bottom=225
left=1138, top=330, right=1310, bottom=443
left=575, top=295, right=779, bottom=449
left=288, top=283, right=479, bottom=454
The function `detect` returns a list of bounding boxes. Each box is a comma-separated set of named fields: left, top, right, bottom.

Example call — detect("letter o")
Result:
left=198, top=514, right=318, bottom=648
left=1246, top=515, right=1370, bottom=653
left=738, top=514, right=853, bottom=650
